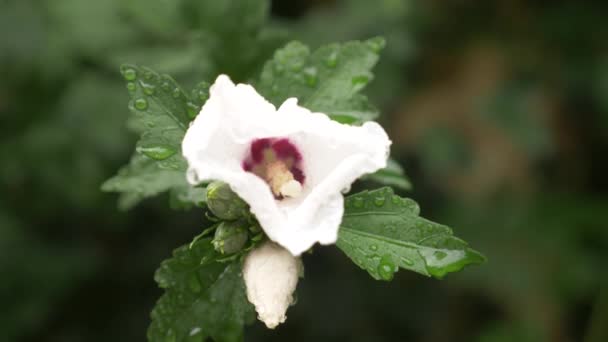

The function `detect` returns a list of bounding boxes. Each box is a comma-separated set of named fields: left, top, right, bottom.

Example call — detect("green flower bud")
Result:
left=212, top=221, right=249, bottom=254
left=206, top=181, right=249, bottom=220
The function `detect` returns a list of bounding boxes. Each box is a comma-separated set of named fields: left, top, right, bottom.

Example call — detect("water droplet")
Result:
left=161, top=82, right=171, bottom=91
left=391, top=195, right=402, bottom=205
left=434, top=251, right=448, bottom=261
left=352, top=75, right=370, bottom=91
left=186, top=102, right=200, bottom=119
left=122, top=68, right=137, bottom=81
left=303, top=67, right=318, bottom=87
left=367, top=37, right=386, bottom=53
left=172, top=88, right=181, bottom=98
left=134, top=98, right=148, bottom=110
left=377, top=255, right=397, bottom=281
left=140, top=81, right=156, bottom=95
left=369, top=244, right=378, bottom=251
left=137, top=145, right=176, bottom=160
left=400, top=257, right=414, bottom=266
left=143, top=70, right=153, bottom=80
left=353, top=197, right=364, bottom=208
left=126, top=82, right=136, bottom=92
left=189, top=327, right=202, bottom=337
left=326, top=50, right=339, bottom=67
left=374, top=196, right=386, bottom=207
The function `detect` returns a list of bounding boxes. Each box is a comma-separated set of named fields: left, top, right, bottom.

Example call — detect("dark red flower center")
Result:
left=242, top=138, right=305, bottom=198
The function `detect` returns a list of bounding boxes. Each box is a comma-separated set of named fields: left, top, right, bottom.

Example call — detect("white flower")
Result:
left=182, top=75, right=391, bottom=256
left=242, top=241, right=301, bottom=329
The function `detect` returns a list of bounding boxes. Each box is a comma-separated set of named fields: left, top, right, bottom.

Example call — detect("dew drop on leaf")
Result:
left=377, top=255, right=396, bottom=281
left=353, top=197, right=364, bottom=208
left=367, top=37, right=386, bottom=53
left=172, top=88, right=181, bottom=99
left=140, top=81, right=156, bottom=95
left=374, top=196, right=386, bottom=207
left=352, top=75, right=370, bottom=89
left=303, top=67, right=318, bottom=87
left=369, top=244, right=378, bottom=251
left=161, top=82, right=171, bottom=91
left=122, top=68, right=137, bottom=81
left=434, top=250, right=448, bottom=261
left=137, top=145, right=177, bottom=161
left=126, top=82, right=136, bottom=92
left=326, top=51, right=339, bottom=68
left=186, top=102, right=199, bottom=119
left=134, top=98, right=148, bottom=110
left=400, top=257, right=414, bottom=266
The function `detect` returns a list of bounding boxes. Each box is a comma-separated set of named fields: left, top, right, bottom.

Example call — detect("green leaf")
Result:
left=102, top=65, right=207, bottom=209
left=101, top=154, right=189, bottom=210
left=362, top=158, right=412, bottom=190
left=148, top=238, right=255, bottom=342
left=257, top=37, right=385, bottom=124
left=337, top=187, right=485, bottom=280
left=121, top=64, right=192, bottom=170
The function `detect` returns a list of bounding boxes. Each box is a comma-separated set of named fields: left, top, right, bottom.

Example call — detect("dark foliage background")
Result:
left=1, top=0, right=607, bottom=341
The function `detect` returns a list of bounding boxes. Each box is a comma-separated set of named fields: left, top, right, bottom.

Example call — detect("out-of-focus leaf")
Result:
left=362, top=158, right=412, bottom=190
left=257, top=38, right=385, bottom=124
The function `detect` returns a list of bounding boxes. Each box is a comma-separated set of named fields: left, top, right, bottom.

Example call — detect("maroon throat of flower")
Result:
left=242, top=138, right=305, bottom=199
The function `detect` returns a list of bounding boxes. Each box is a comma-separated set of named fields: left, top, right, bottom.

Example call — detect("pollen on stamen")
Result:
left=243, top=137, right=305, bottom=199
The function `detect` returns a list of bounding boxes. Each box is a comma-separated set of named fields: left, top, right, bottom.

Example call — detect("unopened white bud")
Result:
left=243, top=241, right=301, bottom=329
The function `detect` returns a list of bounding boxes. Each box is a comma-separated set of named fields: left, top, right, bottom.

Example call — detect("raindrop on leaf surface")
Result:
left=137, top=145, right=176, bottom=160
left=377, top=255, right=397, bottom=281
left=122, top=68, right=137, bottom=81
left=134, top=98, right=148, bottom=110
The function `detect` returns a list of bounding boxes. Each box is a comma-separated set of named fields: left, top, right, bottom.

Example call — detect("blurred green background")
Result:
left=1, top=0, right=607, bottom=341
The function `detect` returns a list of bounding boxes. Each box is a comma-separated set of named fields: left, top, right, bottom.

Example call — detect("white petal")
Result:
left=243, top=242, right=300, bottom=329
left=182, top=75, right=391, bottom=255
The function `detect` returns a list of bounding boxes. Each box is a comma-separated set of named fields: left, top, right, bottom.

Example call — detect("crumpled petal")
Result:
left=243, top=241, right=301, bottom=329
left=182, top=75, right=391, bottom=255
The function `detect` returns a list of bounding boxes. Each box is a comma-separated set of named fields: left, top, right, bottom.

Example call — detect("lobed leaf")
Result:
left=102, top=65, right=207, bottom=209
left=337, top=187, right=485, bottom=280
left=257, top=38, right=385, bottom=124
left=148, top=238, right=255, bottom=342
